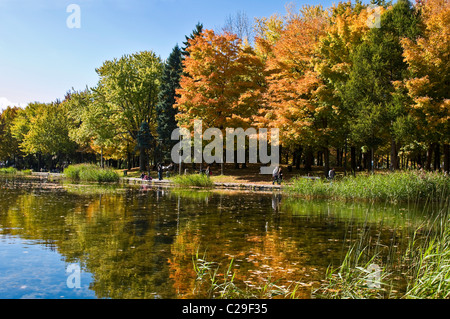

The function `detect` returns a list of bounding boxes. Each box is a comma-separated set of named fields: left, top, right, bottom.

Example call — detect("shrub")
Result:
left=63, top=164, right=119, bottom=183
left=0, top=167, right=18, bottom=174
left=0, top=168, right=31, bottom=175
left=171, top=173, right=214, bottom=188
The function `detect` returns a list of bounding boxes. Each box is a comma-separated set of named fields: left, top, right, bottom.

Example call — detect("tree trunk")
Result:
left=390, top=138, right=399, bottom=171
left=344, top=141, right=348, bottom=176
left=434, top=143, right=441, bottom=171
left=242, top=145, right=248, bottom=169
left=425, top=143, right=433, bottom=170
left=371, top=147, right=374, bottom=174
left=351, top=146, right=356, bottom=176
left=443, top=144, right=449, bottom=174
left=363, top=152, right=368, bottom=171
left=38, top=153, right=41, bottom=172
left=127, top=151, right=132, bottom=170
left=318, top=151, right=323, bottom=166
left=101, top=147, right=104, bottom=168
left=295, top=146, right=303, bottom=169
left=139, top=147, right=146, bottom=171
left=304, top=147, right=313, bottom=172
left=323, top=147, right=330, bottom=178
left=234, top=148, right=240, bottom=169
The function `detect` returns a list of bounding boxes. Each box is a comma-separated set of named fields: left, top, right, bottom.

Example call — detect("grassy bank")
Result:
left=286, top=171, right=449, bottom=202
left=63, top=164, right=119, bottom=183
left=171, top=174, right=214, bottom=188
left=404, top=215, right=450, bottom=299
left=0, top=167, right=32, bottom=176
left=314, top=223, right=450, bottom=299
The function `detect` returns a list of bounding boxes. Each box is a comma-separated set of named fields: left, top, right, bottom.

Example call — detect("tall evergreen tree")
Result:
left=156, top=45, right=183, bottom=161
left=182, top=23, right=203, bottom=57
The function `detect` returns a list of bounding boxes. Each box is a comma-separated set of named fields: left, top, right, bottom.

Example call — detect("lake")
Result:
left=0, top=177, right=436, bottom=299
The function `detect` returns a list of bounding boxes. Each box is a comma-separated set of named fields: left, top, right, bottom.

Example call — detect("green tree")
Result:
left=65, top=88, right=118, bottom=167
left=0, top=106, right=21, bottom=164
left=13, top=102, right=77, bottom=170
left=343, top=0, right=421, bottom=171
left=156, top=45, right=183, bottom=162
left=315, top=1, right=371, bottom=174
left=182, top=23, right=203, bottom=57
left=94, top=51, right=163, bottom=171
left=136, top=121, right=154, bottom=172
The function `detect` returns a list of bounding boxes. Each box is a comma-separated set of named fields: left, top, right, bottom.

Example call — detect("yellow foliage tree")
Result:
left=401, top=0, right=450, bottom=171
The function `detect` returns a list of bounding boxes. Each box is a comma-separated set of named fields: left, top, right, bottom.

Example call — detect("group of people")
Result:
left=141, top=163, right=175, bottom=181
left=140, top=173, right=152, bottom=181
left=272, top=166, right=336, bottom=185
left=141, top=163, right=337, bottom=185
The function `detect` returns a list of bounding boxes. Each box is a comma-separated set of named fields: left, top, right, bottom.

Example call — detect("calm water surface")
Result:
left=0, top=178, right=432, bottom=299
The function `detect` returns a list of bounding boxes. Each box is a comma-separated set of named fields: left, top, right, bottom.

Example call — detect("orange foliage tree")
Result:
left=254, top=5, right=333, bottom=173
left=401, top=0, right=450, bottom=172
left=175, top=29, right=266, bottom=172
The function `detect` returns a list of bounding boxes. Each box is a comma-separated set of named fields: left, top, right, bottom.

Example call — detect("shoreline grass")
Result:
left=63, top=164, right=119, bottom=183
left=314, top=198, right=450, bottom=299
left=0, top=167, right=32, bottom=176
left=286, top=171, right=449, bottom=202
left=171, top=173, right=214, bottom=188
left=192, top=251, right=298, bottom=299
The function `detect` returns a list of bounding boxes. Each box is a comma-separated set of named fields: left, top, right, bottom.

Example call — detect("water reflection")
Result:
left=0, top=179, right=432, bottom=299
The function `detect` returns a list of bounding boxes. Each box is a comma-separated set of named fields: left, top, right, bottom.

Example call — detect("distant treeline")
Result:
left=0, top=0, right=448, bottom=175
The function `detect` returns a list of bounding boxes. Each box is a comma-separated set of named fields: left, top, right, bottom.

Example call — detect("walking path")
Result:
left=29, top=172, right=285, bottom=191
left=124, top=177, right=283, bottom=191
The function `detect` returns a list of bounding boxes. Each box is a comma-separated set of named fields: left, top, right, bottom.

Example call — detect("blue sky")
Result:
left=0, top=0, right=344, bottom=110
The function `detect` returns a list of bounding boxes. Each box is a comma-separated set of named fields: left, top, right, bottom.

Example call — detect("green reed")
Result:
left=286, top=171, right=449, bottom=202
left=171, top=174, right=214, bottom=188
left=192, top=250, right=299, bottom=299
left=314, top=195, right=450, bottom=299
left=0, top=167, right=32, bottom=176
left=63, top=164, right=119, bottom=183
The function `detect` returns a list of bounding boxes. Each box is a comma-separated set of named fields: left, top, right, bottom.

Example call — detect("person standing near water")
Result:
left=277, top=167, right=283, bottom=185
left=272, top=166, right=279, bottom=185
left=328, top=168, right=335, bottom=184
left=157, top=163, right=163, bottom=181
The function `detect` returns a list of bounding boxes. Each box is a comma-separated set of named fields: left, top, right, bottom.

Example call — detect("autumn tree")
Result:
left=315, top=1, right=372, bottom=174
left=343, top=0, right=421, bottom=172
left=255, top=5, right=332, bottom=175
left=401, top=0, right=450, bottom=172
left=254, top=12, right=285, bottom=61
left=222, top=11, right=254, bottom=44
left=175, top=29, right=265, bottom=174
